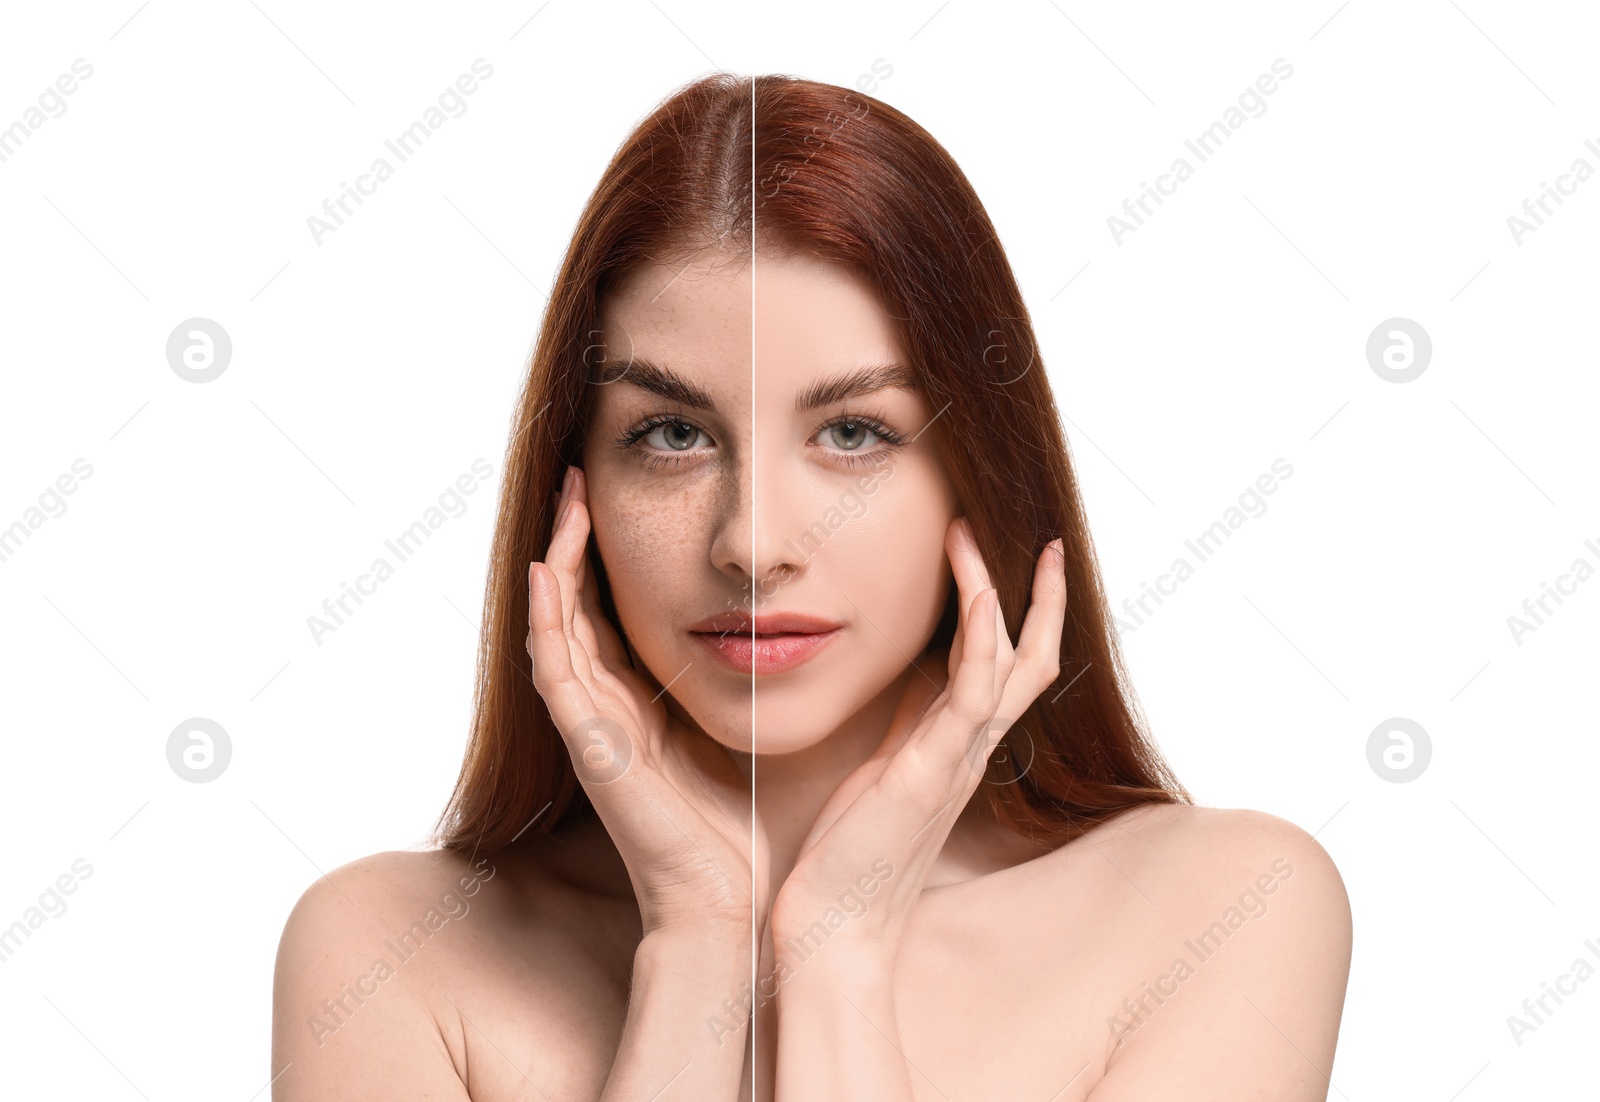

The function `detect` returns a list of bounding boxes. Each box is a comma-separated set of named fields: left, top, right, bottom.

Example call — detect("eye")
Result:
left=819, top=419, right=881, bottom=451
left=639, top=419, right=705, bottom=452
left=615, top=415, right=712, bottom=470
left=811, top=412, right=907, bottom=469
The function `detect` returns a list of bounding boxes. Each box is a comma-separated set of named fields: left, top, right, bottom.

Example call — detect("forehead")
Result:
left=598, top=250, right=906, bottom=399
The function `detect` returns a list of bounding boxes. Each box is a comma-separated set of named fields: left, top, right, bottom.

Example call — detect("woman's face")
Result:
left=580, top=246, right=960, bottom=756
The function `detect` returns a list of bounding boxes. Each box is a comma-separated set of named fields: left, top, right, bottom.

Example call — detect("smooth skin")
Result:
left=270, top=247, right=1352, bottom=1101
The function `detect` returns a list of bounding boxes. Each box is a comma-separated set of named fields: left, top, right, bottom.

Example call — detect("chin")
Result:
left=748, top=716, right=832, bottom=757
left=674, top=693, right=829, bottom=756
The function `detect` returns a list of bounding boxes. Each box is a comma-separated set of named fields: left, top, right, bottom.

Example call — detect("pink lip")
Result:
left=692, top=627, right=842, bottom=675
left=687, top=610, right=844, bottom=635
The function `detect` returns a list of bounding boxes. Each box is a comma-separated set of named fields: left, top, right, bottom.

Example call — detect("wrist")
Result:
left=627, top=925, right=757, bottom=1055
left=771, top=933, right=897, bottom=1000
left=638, top=919, right=753, bottom=967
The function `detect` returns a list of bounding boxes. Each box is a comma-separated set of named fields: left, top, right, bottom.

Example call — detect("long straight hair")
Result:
left=432, top=73, right=1189, bottom=857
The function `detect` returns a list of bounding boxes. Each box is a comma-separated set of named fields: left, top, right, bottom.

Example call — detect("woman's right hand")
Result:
left=527, top=465, right=766, bottom=943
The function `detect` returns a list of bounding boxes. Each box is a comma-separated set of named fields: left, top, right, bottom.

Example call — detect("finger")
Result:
left=959, top=586, right=1001, bottom=717
left=944, top=517, right=976, bottom=686
left=948, top=515, right=993, bottom=594
left=529, top=562, right=643, bottom=799
left=993, top=573, right=1016, bottom=702
left=549, top=475, right=609, bottom=695
left=968, top=587, right=1020, bottom=787
left=875, top=589, right=1002, bottom=846
left=568, top=469, right=608, bottom=649
left=567, top=540, right=604, bottom=670
left=548, top=485, right=569, bottom=631
left=1002, top=538, right=1067, bottom=712
left=546, top=469, right=588, bottom=636
left=526, top=560, right=599, bottom=741
left=944, top=517, right=1015, bottom=687
left=919, top=585, right=1001, bottom=771
left=548, top=490, right=567, bottom=605
left=951, top=545, right=1063, bottom=782
left=532, top=503, right=599, bottom=690
left=550, top=486, right=604, bottom=684
left=947, top=598, right=962, bottom=689
left=562, top=471, right=619, bottom=692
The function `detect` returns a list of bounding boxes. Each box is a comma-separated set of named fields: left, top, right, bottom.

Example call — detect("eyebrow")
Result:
left=596, top=357, right=719, bottom=411
left=794, top=363, right=918, bottom=412
left=596, top=357, right=919, bottom=414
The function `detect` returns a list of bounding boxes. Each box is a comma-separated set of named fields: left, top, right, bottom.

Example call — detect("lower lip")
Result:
left=692, top=628, right=842, bottom=675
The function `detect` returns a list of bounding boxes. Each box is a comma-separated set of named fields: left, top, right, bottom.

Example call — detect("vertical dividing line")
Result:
left=748, top=73, right=757, bottom=1102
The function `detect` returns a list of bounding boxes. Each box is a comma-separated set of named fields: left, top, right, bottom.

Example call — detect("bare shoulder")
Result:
left=1096, top=802, right=1349, bottom=910
left=1081, top=801, right=1352, bottom=972
left=270, top=848, right=504, bottom=1101
left=1074, top=803, right=1353, bottom=1100
left=278, top=847, right=498, bottom=930
left=270, top=817, right=640, bottom=1101
left=273, top=848, right=504, bottom=986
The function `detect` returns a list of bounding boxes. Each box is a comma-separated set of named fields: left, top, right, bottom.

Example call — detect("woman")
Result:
left=271, top=73, right=1351, bottom=1100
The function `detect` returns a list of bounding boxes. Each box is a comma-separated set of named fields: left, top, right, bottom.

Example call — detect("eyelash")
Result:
left=614, top=410, right=908, bottom=471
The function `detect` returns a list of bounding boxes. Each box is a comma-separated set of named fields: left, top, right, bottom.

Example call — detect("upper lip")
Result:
left=688, top=610, right=844, bottom=635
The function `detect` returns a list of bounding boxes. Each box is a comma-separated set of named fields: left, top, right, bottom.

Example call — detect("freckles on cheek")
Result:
left=593, top=482, right=712, bottom=583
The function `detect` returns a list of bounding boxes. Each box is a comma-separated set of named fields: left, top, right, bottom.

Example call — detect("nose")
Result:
left=708, top=444, right=809, bottom=598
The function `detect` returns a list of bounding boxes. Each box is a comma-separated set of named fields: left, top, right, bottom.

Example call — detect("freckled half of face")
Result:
left=580, top=245, right=958, bottom=757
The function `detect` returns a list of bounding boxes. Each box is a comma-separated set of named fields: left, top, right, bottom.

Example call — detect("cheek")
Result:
left=824, top=472, right=952, bottom=631
left=587, top=477, right=712, bottom=619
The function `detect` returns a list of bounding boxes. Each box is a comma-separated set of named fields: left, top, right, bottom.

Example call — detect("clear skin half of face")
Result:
left=580, top=245, right=961, bottom=759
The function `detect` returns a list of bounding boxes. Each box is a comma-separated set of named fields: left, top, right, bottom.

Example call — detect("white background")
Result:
left=1, top=1, right=1595, bottom=1097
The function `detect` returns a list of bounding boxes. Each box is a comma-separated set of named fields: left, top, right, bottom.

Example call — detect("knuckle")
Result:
left=529, top=652, right=570, bottom=695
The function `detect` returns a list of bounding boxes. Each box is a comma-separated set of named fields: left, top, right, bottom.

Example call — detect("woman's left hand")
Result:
left=764, top=516, right=1068, bottom=965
